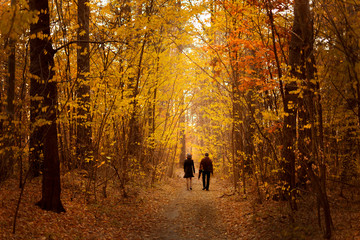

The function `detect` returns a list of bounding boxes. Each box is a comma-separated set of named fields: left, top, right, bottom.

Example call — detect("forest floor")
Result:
left=1, top=168, right=360, bottom=240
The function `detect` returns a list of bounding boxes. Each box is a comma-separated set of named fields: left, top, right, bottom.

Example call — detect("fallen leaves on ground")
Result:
left=1, top=169, right=359, bottom=239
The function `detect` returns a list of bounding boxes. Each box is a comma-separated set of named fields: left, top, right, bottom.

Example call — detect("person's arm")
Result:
left=192, top=161, right=195, bottom=173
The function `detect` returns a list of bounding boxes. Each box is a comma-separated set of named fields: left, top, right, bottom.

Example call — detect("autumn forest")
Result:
left=0, top=0, right=359, bottom=239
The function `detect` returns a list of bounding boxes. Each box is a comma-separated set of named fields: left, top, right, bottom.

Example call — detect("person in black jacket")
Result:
left=184, top=153, right=195, bottom=190
left=199, top=153, right=213, bottom=191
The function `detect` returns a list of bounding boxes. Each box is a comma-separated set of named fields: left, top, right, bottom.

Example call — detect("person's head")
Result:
left=205, top=153, right=209, bottom=157
left=187, top=153, right=192, bottom=159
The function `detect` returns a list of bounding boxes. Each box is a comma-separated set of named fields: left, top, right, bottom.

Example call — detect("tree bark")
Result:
left=287, top=0, right=332, bottom=237
left=29, top=0, right=65, bottom=213
left=76, top=0, right=92, bottom=168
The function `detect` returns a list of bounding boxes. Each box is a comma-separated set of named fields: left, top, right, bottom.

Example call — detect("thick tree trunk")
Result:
left=288, top=0, right=332, bottom=237
left=282, top=0, right=316, bottom=210
left=281, top=19, right=299, bottom=210
left=29, top=0, right=65, bottom=213
left=6, top=36, right=16, bottom=174
left=76, top=0, right=92, bottom=168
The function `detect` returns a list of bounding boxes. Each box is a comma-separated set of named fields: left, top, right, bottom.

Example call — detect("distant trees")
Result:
left=49, top=0, right=196, bottom=195
left=0, top=0, right=17, bottom=182
left=316, top=0, right=360, bottom=187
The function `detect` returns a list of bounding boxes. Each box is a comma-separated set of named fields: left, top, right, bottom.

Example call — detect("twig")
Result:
left=54, top=40, right=123, bottom=53
left=12, top=168, right=31, bottom=234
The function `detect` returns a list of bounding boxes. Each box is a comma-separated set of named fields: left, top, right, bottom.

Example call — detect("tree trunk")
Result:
left=288, top=0, right=332, bottom=237
left=76, top=0, right=92, bottom=168
left=178, top=97, right=186, bottom=167
left=29, top=0, right=65, bottom=213
left=281, top=0, right=306, bottom=210
left=232, top=82, right=242, bottom=192
left=0, top=0, right=17, bottom=182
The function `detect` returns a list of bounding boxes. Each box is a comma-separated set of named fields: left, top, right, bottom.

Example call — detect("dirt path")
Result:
left=137, top=172, right=231, bottom=240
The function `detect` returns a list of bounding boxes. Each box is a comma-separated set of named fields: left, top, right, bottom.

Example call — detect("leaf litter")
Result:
left=1, top=169, right=359, bottom=239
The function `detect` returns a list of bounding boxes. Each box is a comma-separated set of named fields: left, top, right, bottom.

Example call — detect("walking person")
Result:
left=200, top=153, right=213, bottom=191
left=184, top=153, right=195, bottom=190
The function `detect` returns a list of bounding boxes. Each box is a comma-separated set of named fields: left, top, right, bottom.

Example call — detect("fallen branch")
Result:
left=328, top=178, right=360, bottom=188
left=219, top=192, right=236, bottom=198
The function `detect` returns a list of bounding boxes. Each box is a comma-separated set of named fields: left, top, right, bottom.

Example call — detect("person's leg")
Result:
left=186, top=178, right=189, bottom=190
left=203, top=172, right=208, bottom=190
left=189, top=177, right=192, bottom=190
left=202, top=172, right=206, bottom=190
left=206, top=172, right=210, bottom=190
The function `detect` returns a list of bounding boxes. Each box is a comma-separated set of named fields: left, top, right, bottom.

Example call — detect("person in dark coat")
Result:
left=184, top=153, right=195, bottom=190
left=199, top=153, right=213, bottom=191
